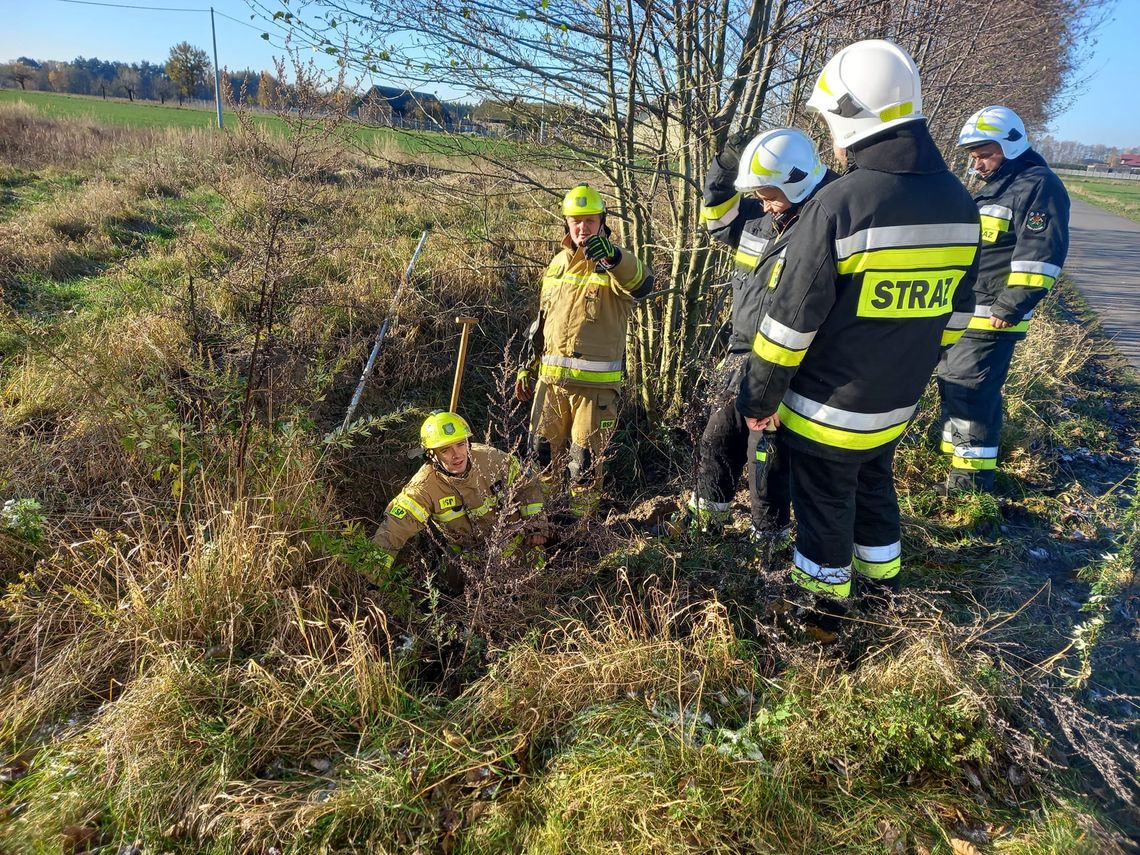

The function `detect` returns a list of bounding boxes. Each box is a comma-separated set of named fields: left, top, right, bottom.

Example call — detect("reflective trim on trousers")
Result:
left=853, top=541, right=901, bottom=580
left=792, top=549, right=852, bottom=599
left=951, top=455, right=997, bottom=471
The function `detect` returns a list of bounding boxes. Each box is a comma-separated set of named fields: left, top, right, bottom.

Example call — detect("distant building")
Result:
left=356, top=85, right=444, bottom=125
left=1119, top=153, right=1140, bottom=167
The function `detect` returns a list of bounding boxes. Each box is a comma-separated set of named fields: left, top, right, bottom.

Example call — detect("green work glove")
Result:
left=583, top=233, right=621, bottom=270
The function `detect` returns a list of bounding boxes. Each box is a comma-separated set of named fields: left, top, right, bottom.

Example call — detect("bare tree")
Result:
left=5, top=61, right=37, bottom=91
left=254, top=0, right=1107, bottom=417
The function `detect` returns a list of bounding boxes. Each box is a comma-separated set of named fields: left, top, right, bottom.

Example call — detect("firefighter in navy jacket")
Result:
left=694, top=129, right=836, bottom=538
left=937, top=106, right=1070, bottom=492
left=736, top=40, right=980, bottom=605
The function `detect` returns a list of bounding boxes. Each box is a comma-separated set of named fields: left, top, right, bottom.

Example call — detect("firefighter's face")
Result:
left=754, top=186, right=793, bottom=214
left=966, top=142, right=1004, bottom=178
left=566, top=213, right=602, bottom=245
left=433, top=439, right=469, bottom=474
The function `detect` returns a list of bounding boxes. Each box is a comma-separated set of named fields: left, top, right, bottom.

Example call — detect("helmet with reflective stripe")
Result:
left=561, top=183, right=606, bottom=216
left=806, top=39, right=923, bottom=148
left=958, top=105, right=1029, bottom=159
left=734, top=128, right=827, bottom=203
left=420, top=411, right=473, bottom=450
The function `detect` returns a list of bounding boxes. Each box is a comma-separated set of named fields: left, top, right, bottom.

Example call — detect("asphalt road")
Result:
left=1064, top=198, right=1140, bottom=371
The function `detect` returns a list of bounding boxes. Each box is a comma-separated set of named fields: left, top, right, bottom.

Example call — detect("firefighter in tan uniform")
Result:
left=515, top=184, right=654, bottom=515
left=372, top=412, right=546, bottom=578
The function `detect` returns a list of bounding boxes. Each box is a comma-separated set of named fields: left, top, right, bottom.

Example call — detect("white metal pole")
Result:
left=211, top=7, right=223, bottom=129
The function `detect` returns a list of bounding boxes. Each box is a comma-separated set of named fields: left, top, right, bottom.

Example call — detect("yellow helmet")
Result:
left=420, top=411, right=473, bottom=450
left=561, top=184, right=606, bottom=217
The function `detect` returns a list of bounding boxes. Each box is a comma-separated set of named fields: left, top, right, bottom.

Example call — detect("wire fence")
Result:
left=1054, top=168, right=1140, bottom=182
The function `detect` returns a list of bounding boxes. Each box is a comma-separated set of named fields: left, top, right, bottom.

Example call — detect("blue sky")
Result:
left=1, top=0, right=1138, bottom=149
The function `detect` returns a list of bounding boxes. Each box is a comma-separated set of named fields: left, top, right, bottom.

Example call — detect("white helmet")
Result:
left=734, top=128, right=826, bottom=204
left=806, top=39, right=923, bottom=148
left=958, top=105, right=1029, bottom=159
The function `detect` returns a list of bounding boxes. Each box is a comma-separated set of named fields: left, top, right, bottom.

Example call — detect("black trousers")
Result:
left=696, top=355, right=791, bottom=529
left=937, top=333, right=1019, bottom=491
left=786, top=442, right=902, bottom=598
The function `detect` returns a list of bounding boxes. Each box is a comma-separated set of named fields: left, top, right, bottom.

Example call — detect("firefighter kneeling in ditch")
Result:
left=371, top=412, right=547, bottom=588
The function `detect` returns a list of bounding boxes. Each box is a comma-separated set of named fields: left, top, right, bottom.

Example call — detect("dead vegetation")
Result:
left=0, top=88, right=1137, bottom=854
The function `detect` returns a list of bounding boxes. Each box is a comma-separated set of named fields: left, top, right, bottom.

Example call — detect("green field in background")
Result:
left=0, top=88, right=515, bottom=156
left=1062, top=176, right=1140, bottom=222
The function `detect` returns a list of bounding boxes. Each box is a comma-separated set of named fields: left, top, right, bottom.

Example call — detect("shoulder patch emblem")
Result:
left=389, top=505, right=408, bottom=519
left=440, top=495, right=458, bottom=510
left=1026, top=211, right=1047, bottom=232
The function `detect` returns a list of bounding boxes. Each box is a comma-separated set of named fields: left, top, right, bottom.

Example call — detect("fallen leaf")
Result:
left=951, top=838, right=981, bottom=855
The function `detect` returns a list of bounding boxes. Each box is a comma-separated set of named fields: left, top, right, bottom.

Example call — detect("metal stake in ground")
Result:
left=343, top=225, right=432, bottom=428
left=449, top=316, right=479, bottom=413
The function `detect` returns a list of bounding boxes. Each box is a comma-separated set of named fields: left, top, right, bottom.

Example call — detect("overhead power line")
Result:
left=52, top=0, right=208, bottom=11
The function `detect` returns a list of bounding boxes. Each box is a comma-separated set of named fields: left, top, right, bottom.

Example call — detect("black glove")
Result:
left=720, top=129, right=752, bottom=169
left=583, top=233, right=621, bottom=270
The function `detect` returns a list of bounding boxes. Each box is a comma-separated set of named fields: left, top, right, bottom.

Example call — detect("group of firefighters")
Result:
left=371, top=39, right=1071, bottom=629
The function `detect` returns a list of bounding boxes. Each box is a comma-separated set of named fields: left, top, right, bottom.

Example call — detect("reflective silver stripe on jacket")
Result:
left=783, top=390, right=916, bottom=432
left=979, top=204, right=1013, bottom=220
left=973, top=304, right=1034, bottom=320
left=541, top=355, right=624, bottom=372
left=945, top=311, right=973, bottom=330
left=758, top=316, right=816, bottom=350
left=738, top=232, right=771, bottom=255
left=834, top=223, right=982, bottom=259
left=1010, top=259, right=1061, bottom=277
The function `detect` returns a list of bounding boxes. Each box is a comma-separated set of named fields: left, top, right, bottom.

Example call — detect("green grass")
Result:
left=2, top=106, right=1139, bottom=853
left=0, top=88, right=526, bottom=157
left=1062, top=177, right=1140, bottom=222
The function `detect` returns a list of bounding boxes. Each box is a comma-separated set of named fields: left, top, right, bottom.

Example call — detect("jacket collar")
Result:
left=847, top=121, right=947, bottom=175
left=981, top=148, right=1047, bottom=185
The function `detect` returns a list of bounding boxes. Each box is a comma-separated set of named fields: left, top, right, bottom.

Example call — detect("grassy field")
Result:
left=1, top=98, right=1139, bottom=853
left=0, top=88, right=521, bottom=157
left=1062, top=176, right=1140, bottom=222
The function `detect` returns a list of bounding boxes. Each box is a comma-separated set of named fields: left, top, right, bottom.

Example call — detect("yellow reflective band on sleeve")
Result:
left=777, top=403, right=908, bottom=451
left=941, top=328, right=965, bottom=346
left=507, top=455, right=522, bottom=485
left=1007, top=272, right=1054, bottom=289
left=752, top=334, right=808, bottom=367
left=520, top=501, right=544, bottom=518
left=756, top=449, right=768, bottom=462
left=432, top=507, right=468, bottom=523
left=377, top=549, right=396, bottom=570
left=940, top=439, right=954, bottom=454
left=700, top=192, right=742, bottom=223
left=733, top=249, right=759, bottom=270
left=853, top=555, right=901, bottom=580
left=836, top=245, right=977, bottom=276
left=980, top=215, right=1010, bottom=243
left=966, top=317, right=1030, bottom=333
left=951, top=455, right=997, bottom=471
left=391, top=493, right=429, bottom=523
left=622, top=255, right=647, bottom=291
left=468, top=496, right=498, bottom=519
